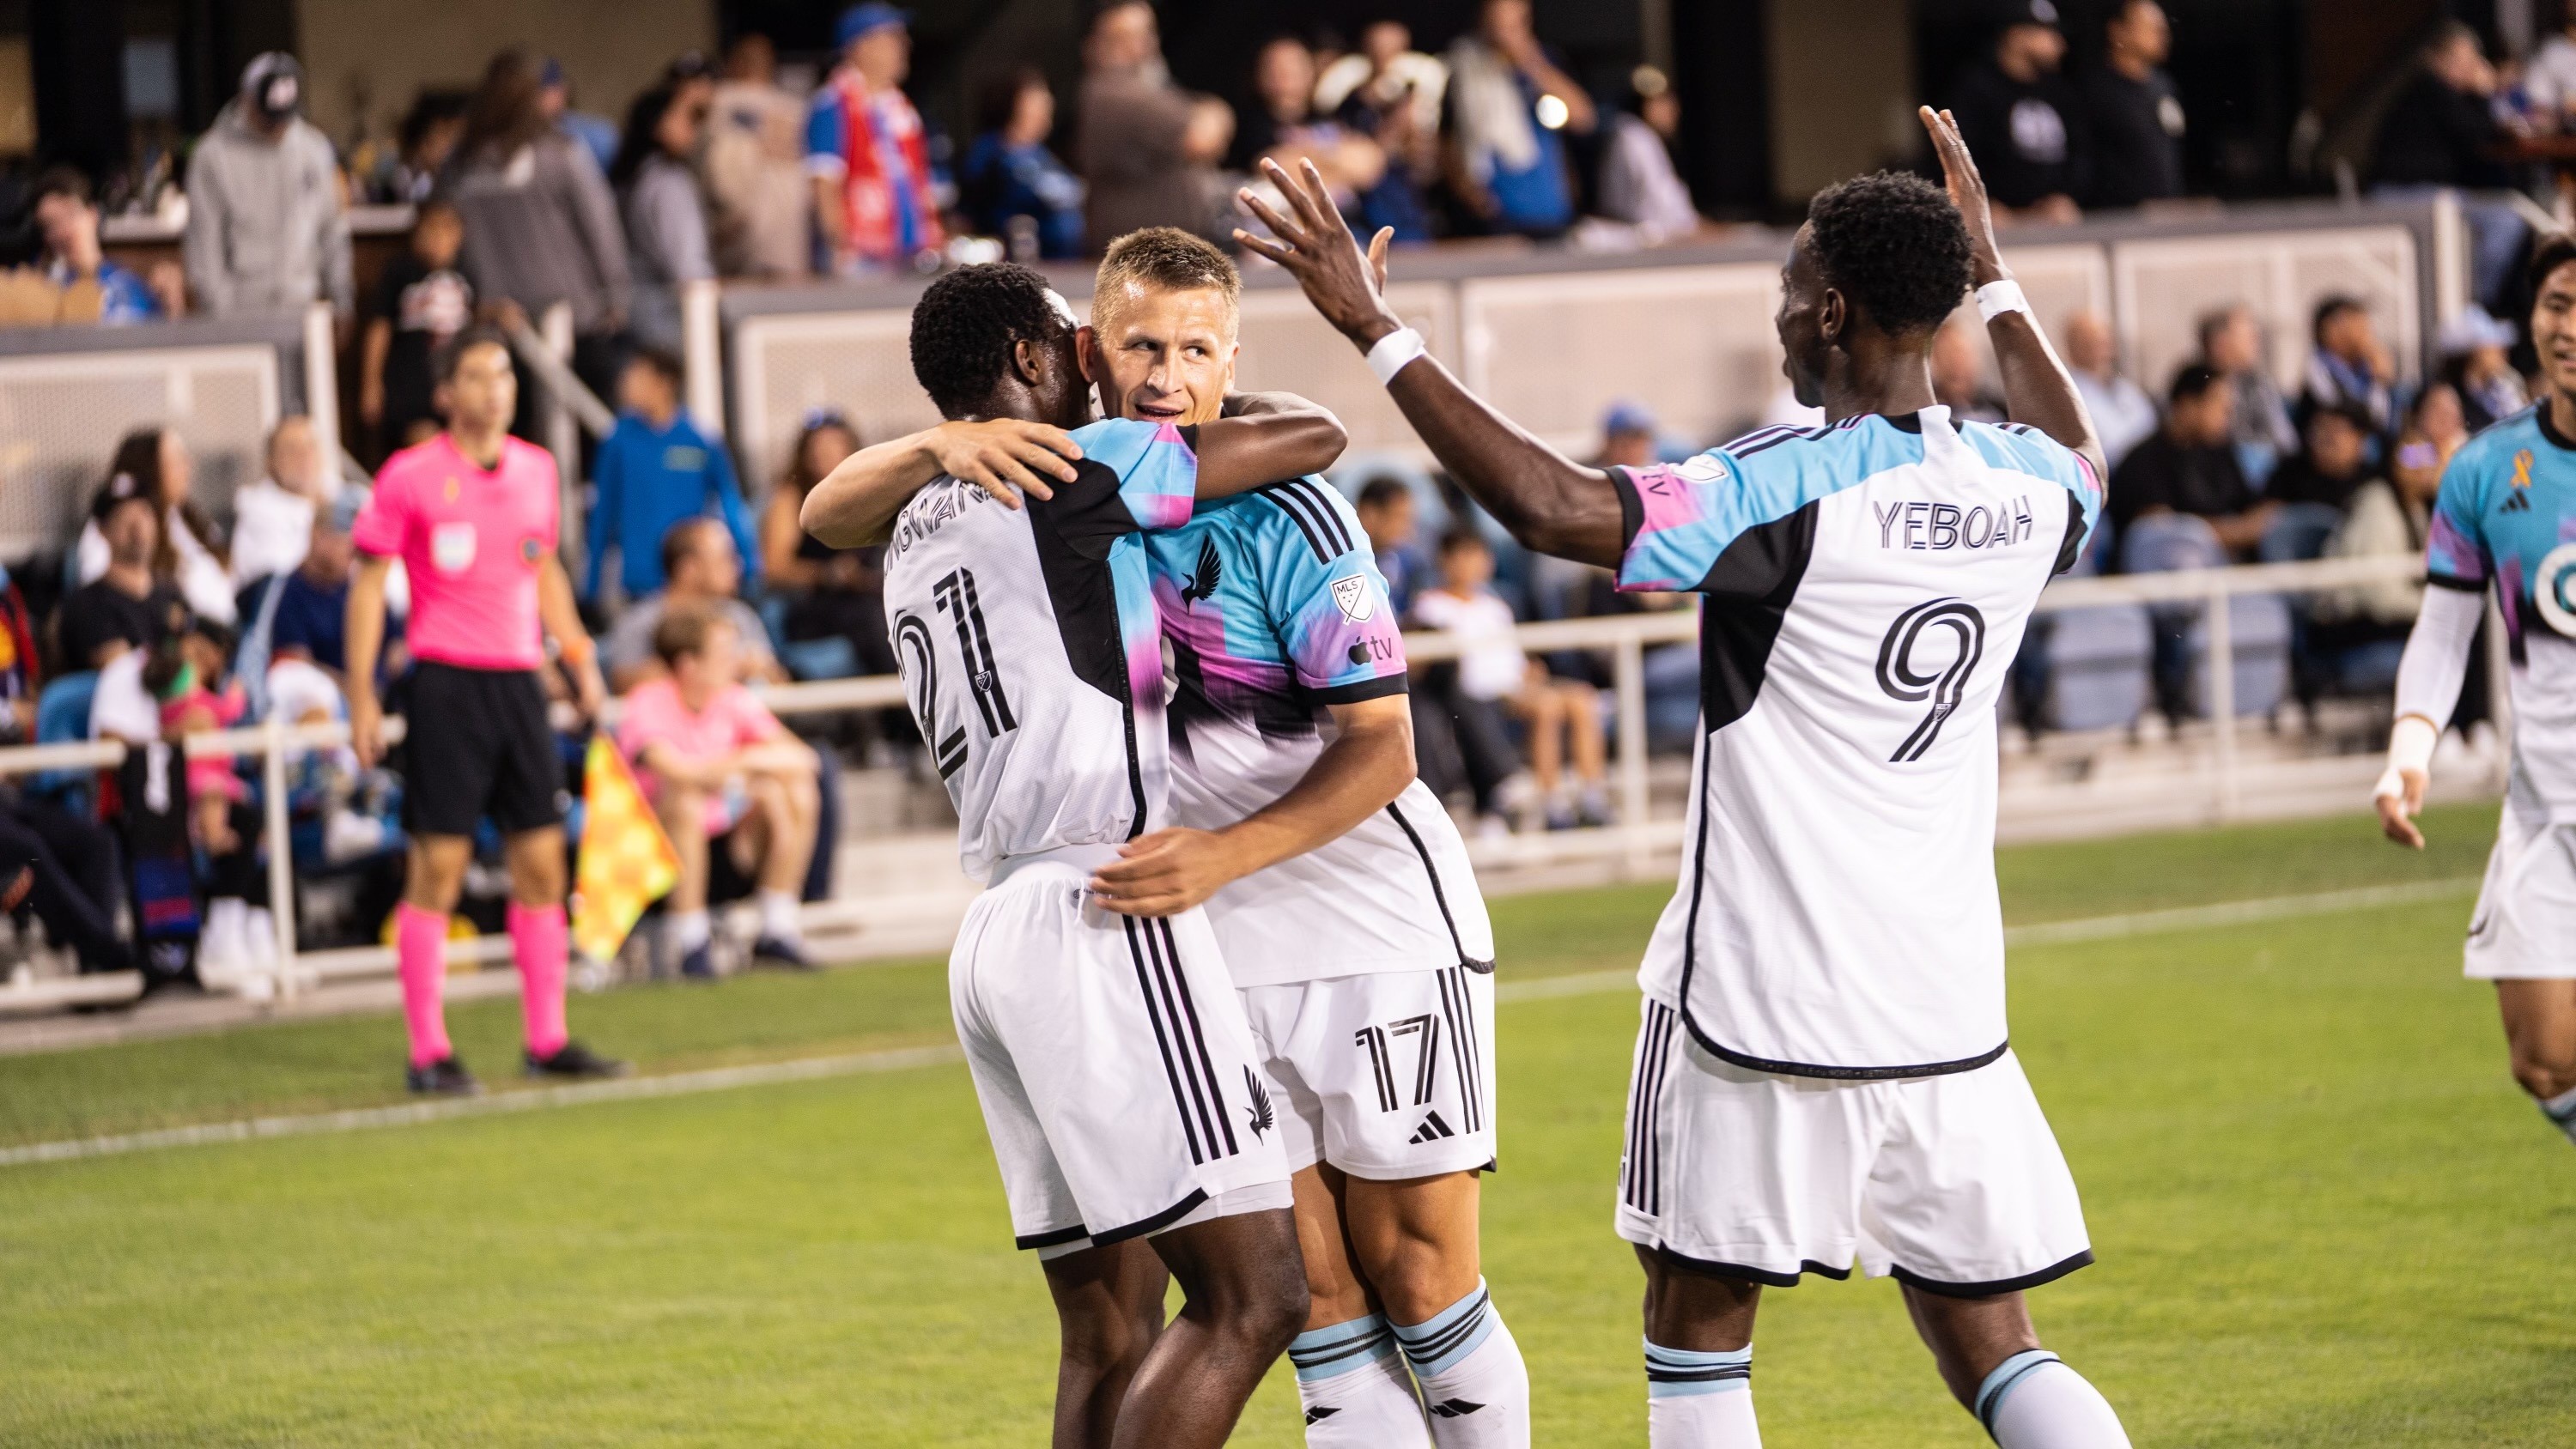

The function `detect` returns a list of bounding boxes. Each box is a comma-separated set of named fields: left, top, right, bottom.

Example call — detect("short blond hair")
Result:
left=1091, top=227, right=1241, bottom=336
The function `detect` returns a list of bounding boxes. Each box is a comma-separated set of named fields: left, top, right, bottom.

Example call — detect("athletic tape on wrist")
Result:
left=2379, top=715, right=2438, bottom=798
left=1975, top=279, right=2031, bottom=324
left=1367, top=327, right=1427, bottom=385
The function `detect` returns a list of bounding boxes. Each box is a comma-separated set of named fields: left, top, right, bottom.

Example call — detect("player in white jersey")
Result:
left=1239, top=115, right=2133, bottom=1448
left=801, top=263, right=1346, bottom=1449
left=2375, top=233, right=2576, bottom=1145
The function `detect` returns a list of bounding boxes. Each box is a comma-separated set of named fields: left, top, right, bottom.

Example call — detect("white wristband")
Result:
left=1365, top=326, right=1427, bottom=385
left=2376, top=714, right=2439, bottom=800
left=1975, top=279, right=2030, bottom=324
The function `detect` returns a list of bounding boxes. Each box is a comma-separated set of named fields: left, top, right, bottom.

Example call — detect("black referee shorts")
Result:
left=397, top=661, right=568, bottom=839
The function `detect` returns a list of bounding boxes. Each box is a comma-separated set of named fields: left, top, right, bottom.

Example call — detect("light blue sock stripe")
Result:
left=1391, top=1278, right=1496, bottom=1378
left=1973, top=1349, right=2062, bottom=1432
left=1643, top=1336, right=1753, bottom=1398
left=1288, top=1314, right=1400, bottom=1382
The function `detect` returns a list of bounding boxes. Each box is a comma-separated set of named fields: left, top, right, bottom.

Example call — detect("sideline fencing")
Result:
left=0, top=552, right=2503, bottom=1010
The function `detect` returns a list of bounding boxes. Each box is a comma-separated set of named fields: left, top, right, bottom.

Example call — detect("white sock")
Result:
left=671, top=909, right=711, bottom=952
left=1976, top=1351, right=2130, bottom=1448
left=1289, top=1315, right=1431, bottom=1447
left=757, top=889, right=802, bottom=942
left=1646, top=1339, right=1760, bottom=1448
left=2539, top=1085, right=2576, bottom=1146
left=1392, top=1280, right=1529, bottom=1448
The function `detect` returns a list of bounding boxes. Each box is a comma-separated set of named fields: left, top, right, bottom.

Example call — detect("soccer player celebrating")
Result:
left=347, top=328, right=623, bottom=1095
left=2375, top=234, right=2576, bottom=1143
left=803, top=263, right=1342, bottom=1449
left=1240, top=113, right=2133, bottom=1447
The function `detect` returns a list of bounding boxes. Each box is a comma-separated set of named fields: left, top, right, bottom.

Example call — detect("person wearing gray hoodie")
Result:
left=183, top=53, right=354, bottom=319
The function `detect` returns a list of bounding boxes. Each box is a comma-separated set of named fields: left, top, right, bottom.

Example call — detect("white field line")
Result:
left=0, top=878, right=2478, bottom=1170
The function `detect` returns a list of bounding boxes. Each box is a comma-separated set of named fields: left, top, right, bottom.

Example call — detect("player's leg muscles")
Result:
left=402, top=834, right=474, bottom=912
left=502, top=825, right=567, bottom=906
left=1289, top=1164, right=1433, bottom=1447
left=1637, top=1246, right=1762, bottom=1449
left=2496, top=979, right=2576, bottom=1099
left=1356, top=1172, right=1526, bottom=1447
left=1113, top=1209, right=1307, bottom=1449
left=1902, top=1287, right=2129, bottom=1449
left=1295, top=1163, right=1376, bottom=1326
left=1042, top=1241, right=1169, bottom=1449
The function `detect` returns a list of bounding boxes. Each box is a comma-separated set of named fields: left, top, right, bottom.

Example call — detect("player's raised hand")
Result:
left=926, top=418, right=1081, bottom=508
left=1919, top=106, right=2005, bottom=283
left=1235, top=157, right=1406, bottom=350
left=1089, top=828, right=1243, bottom=918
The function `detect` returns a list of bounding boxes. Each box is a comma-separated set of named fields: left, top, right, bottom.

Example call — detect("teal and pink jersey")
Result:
left=351, top=433, right=560, bottom=672
left=1145, top=478, right=1492, bottom=988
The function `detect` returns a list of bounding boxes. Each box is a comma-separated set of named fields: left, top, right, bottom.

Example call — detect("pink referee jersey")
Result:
left=352, top=433, right=559, bottom=671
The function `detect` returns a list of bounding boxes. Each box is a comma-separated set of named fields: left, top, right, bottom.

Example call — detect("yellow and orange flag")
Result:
left=573, top=735, right=679, bottom=962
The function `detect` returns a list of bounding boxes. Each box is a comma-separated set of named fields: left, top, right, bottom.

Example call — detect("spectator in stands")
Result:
left=2304, top=294, right=2396, bottom=432
left=1413, top=528, right=1609, bottom=830
left=807, top=3, right=945, bottom=276
left=539, top=58, right=621, bottom=175
left=2263, top=400, right=2379, bottom=513
left=2439, top=305, right=2529, bottom=432
left=32, top=168, right=163, bottom=324
left=270, top=490, right=398, bottom=686
left=387, top=90, right=469, bottom=204
left=1943, top=0, right=2084, bottom=223
left=229, top=415, right=337, bottom=588
left=1442, top=0, right=1595, bottom=239
left=2526, top=9, right=2576, bottom=130
left=447, top=50, right=630, bottom=388
left=2081, top=0, right=2184, bottom=210
left=2372, top=23, right=2527, bottom=311
left=1354, top=475, right=1429, bottom=617
left=618, top=605, right=820, bottom=977
left=1079, top=0, right=1235, bottom=246
left=961, top=68, right=1086, bottom=261
left=705, top=34, right=814, bottom=281
left=1324, top=21, right=1445, bottom=244
left=1932, top=316, right=2008, bottom=424
left=361, top=199, right=474, bottom=453
left=76, top=429, right=234, bottom=625
left=1236, top=36, right=1400, bottom=238
left=760, top=412, right=890, bottom=676
left=613, top=82, right=715, bottom=354
left=0, top=561, right=126, bottom=974
left=585, top=349, right=754, bottom=606
left=2199, top=303, right=2300, bottom=483
left=183, top=53, right=352, bottom=321
left=605, top=518, right=784, bottom=691
left=2320, top=403, right=2447, bottom=629
left=2063, top=309, right=2157, bottom=466
left=1597, top=66, right=1705, bottom=241
left=58, top=476, right=189, bottom=672
left=2110, top=362, right=2274, bottom=559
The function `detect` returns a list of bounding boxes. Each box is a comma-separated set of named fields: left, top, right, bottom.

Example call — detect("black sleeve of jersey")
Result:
left=1609, top=465, right=1646, bottom=561
left=1025, top=423, right=1201, bottom=561
left=1309, top=675, right=1409, bottom=706
left=2052, top=491, right=2088, bottom=576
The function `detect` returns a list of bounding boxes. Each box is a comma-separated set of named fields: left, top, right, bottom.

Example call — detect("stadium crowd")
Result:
left=0, top=2, right=2550, bottom=993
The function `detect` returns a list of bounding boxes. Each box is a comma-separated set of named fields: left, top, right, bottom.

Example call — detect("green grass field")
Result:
left=4, top=802, right=2572, bottom=1446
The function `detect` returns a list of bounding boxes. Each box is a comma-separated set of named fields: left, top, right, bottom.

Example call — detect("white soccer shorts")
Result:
left=1237, top=965, right=1498, bottom=1180
left=1614, top=997, right=2093, bottom=1294
left=2464, top=798, right=2576, bottom=979
left=951, top=856, right=1290, bottom=1253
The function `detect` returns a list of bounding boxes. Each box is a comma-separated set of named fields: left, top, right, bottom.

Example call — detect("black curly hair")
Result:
left=910, top=263, right=1072, bottom=419
left=1805, top=172, right=1973, bottom=337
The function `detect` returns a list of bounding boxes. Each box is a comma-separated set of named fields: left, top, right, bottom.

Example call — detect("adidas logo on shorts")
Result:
left=1408, top=1111, right=1456, bottom=1143
left=1428, top=1398, right=1486, bottom=1418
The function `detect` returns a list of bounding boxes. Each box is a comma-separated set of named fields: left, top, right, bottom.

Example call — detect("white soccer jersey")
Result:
left=1612, top=406, right=2102, bottom=1076
left=1139, top=480, right=1495, bottom=986
left=884, top=417, right=1200, bottom=882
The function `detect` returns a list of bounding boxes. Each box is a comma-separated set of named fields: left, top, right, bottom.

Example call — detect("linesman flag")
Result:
left=573, top=735, right=678, bottom=962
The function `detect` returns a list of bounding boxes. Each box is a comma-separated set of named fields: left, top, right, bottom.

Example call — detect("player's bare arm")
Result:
left=1188, top=407, right=1348, bottom=496
left=1921, top=107, right=2108, bottom=482
left=803, top=418, right=1086, bottom=549
left=1091, top=694, right=1414, bottom=917
left=344, top=551, right=394, bottom=767
left=1237, top=156, right=1625, bottom=568
left=537, top=555, right=606, bottom=720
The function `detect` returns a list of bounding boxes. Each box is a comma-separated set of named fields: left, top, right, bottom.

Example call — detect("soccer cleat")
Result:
left=524, top=1041, right=630, bottom=1080
left=677, top=942, right=718, bottom=980
left=750, top=936, right=814, bottom=971
left=406, top=1055, right=482, bottom=1096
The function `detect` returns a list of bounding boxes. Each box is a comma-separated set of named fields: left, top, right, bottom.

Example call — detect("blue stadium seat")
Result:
left=2040, top=604, right=2153, bottom=732
left=2186, top=593, right=2293, bottom=718
left=2120, top=512, right=2228, bottom=574
left=32, top=671, right=100, bottom=813
left=2260, top=502, right=2343, bottom=564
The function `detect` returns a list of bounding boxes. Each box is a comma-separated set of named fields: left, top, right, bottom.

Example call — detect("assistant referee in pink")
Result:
left=346, top=325, right=626, bottom=1094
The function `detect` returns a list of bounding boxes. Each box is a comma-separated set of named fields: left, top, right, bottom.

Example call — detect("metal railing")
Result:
left=0, top=552, right=2494, bottom=1011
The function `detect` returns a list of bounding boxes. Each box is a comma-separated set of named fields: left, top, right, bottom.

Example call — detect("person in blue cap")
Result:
left=540, top=58, right=621, bottom=175
left=806, top=3, right=947, bottom=274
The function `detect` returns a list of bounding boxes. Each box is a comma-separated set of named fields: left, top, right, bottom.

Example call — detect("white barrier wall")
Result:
left=0, top=344, right=280, bottom=558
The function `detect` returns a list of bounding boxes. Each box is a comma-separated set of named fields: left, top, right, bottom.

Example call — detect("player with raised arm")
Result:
left=810, top=229, right=1518, bottom=1448
left=2375, top=233, right=2576, bottom=1144
left=801, top=263, right=1341, bottom=1449
left=345, top=326, right=624, bottom=1096
left=1237, top=113, right=2131, bottom=1448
